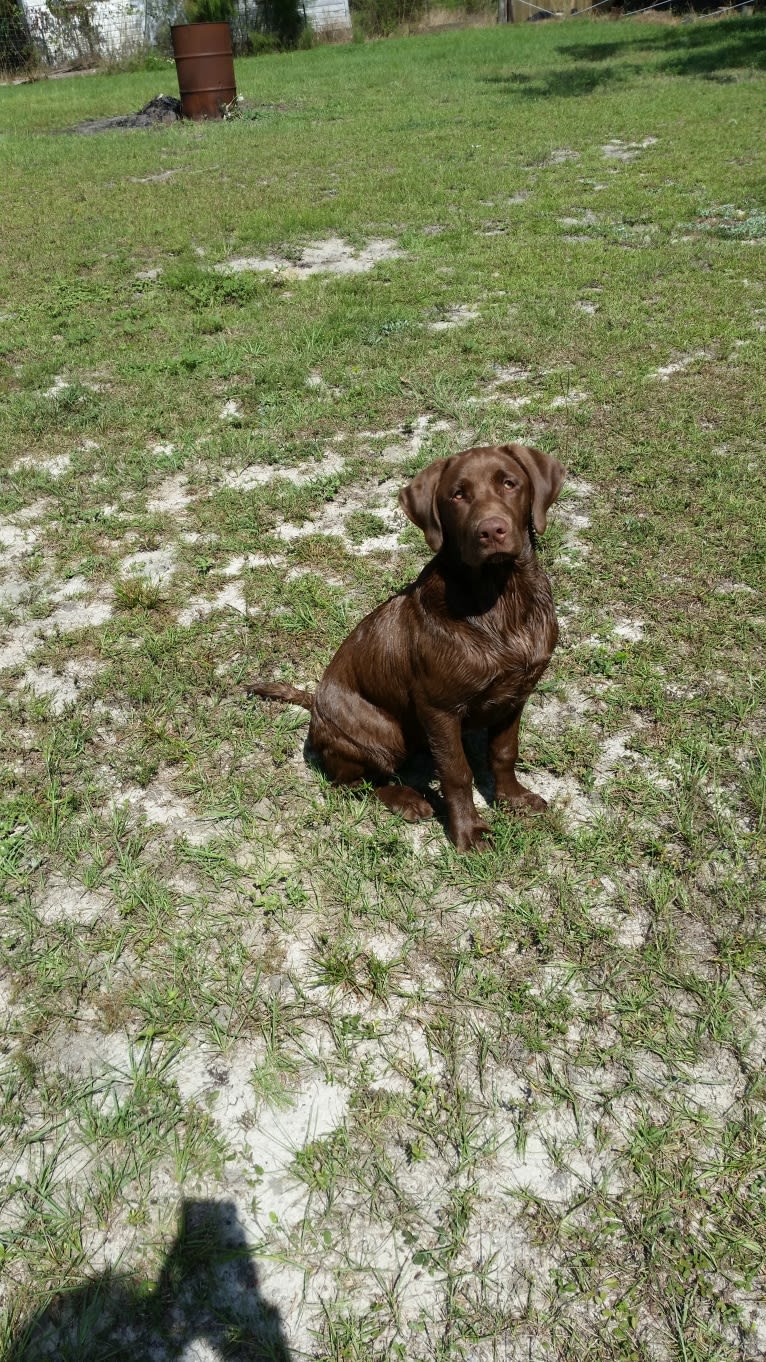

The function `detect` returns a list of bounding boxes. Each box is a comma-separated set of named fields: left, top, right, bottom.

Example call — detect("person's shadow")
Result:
left=7, top=1199, right=291, bottom=1362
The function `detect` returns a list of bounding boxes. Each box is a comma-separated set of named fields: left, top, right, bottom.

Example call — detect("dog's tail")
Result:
left=246, top=680, right=314, bottom=712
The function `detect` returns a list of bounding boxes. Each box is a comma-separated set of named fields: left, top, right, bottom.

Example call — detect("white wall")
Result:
left=304, top=0, right=351, bottom=32
left=22, top=0, right=146, bottom=64
left=20, top=0, right=350, bottom=65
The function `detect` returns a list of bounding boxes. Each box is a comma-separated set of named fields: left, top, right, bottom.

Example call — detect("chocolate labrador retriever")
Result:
left=248, top=443, right=564, bottom=850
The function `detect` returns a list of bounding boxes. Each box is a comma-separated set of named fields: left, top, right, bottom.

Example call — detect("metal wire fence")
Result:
left=0, top=0, right=761, bottom=75
left=507, top=0, right=759, bottom=17
left=0, top=0, right=270, bottom=72
left=1, top=2, right=34, bottom=70
left=2, top=1, right=170, bottom=72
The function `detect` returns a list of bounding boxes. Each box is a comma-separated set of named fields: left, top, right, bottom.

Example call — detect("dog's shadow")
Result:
left=7, top=1199, right=291, bottom=1362
left=303, top=730, right=497, bottom=835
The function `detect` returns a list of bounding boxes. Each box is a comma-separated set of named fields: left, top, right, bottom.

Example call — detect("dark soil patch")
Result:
left=70, top=95, right=182, bottom=135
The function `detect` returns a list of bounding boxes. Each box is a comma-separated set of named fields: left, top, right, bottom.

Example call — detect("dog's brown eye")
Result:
left=452, top=488, right=465, bottom=500
left=504, top=478, right=518, bottom=489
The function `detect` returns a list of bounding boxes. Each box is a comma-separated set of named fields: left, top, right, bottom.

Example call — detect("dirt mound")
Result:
left=70, top=95, right=182, bottom=135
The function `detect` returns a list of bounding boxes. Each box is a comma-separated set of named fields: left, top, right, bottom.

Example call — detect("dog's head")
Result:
left=399, top=444, right=565, bottom=569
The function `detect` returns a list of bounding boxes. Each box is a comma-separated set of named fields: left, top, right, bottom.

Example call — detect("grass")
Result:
left=1, top=12, right=765, bottom=1361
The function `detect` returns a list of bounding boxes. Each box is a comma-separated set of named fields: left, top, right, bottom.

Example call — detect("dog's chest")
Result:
left=461, top=602, right=557, bottom=721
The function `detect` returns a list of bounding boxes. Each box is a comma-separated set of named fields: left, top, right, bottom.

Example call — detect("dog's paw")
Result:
left=497, top=786, right=547, bottom=814
left=398, top=792, right=435, bottom=822
left=451, top=818, right=492, bottom=852
left=376, top=784, right=434, bottom=822
left=403, top=797, right=435, bottom=822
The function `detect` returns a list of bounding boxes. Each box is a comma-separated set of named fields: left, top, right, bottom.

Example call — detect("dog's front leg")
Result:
left=489, top=710, right=547, bottom=812
left=421, top=707, right=490, bottom=851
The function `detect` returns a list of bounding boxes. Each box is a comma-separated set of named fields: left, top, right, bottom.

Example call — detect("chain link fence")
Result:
left=1, top=0, right=33, bottom=70
left=1, top=0, right=760, bottom=75
left=0, top=0, right=291, bottom=73
left=2, top=0, right=172, bottom=72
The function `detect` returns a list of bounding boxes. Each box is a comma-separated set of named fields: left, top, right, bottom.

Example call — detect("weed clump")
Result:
left=250, top=0, right=308, bottom=50
left=350, top=0, right=427, bottom=37
left=184, top=0, right=236, bottom=22
left=115, top=577, right=163, bottom=611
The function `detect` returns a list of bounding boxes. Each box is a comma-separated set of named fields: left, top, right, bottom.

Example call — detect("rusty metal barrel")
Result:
left=170, top=22, right=236, bottom=121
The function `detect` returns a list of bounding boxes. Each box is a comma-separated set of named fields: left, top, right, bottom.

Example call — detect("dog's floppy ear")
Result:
left=399, top=458, right=452, bottom=553
left=506, top=444, right=565, bottom=535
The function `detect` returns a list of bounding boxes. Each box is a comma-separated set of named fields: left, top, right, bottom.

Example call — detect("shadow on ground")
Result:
left=564, top=13, right=766, bottom=78
left=483, top=15, right=766, bottom=99
left=484, top=64, right=632, bottom=97
left=305, top=728, right=502, bottom=838
left=7, top=1200, right=291, bottom=1362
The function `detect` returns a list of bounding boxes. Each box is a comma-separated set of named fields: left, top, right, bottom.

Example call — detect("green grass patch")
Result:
left=1, top=15, right=765, bottom=1361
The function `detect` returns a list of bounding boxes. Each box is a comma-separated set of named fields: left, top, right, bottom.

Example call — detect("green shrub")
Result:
left=246, top=29, right=282, bottom=54
left=256, top=0, right=306, bottom=48
left=350, top=0, right=426, bottom=39
left=184, top=0, right=236, bottom=23
left=0, top=0, right=35, bottom=72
